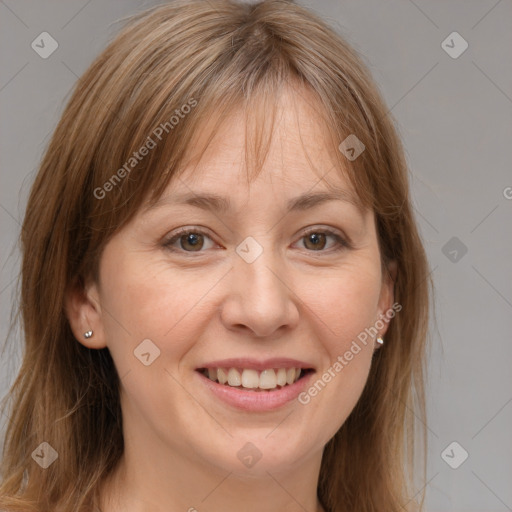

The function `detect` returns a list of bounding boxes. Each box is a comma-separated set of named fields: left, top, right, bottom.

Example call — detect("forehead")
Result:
left=169, top=84, right=359, bottom=201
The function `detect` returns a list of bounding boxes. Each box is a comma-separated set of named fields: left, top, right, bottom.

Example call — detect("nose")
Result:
left=219, top=245, right=300, bottom=338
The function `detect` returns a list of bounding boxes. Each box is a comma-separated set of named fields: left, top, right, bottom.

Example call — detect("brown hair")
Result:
left=0, top=1, right=433, bottom=511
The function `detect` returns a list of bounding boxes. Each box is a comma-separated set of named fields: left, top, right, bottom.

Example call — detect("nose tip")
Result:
left=220, top=250, right=299, bottom=338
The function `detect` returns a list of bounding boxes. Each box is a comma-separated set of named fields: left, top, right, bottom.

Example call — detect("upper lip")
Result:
left=196, top=358, right=315, bottom=372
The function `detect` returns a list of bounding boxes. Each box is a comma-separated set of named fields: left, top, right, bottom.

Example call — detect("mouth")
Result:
left=196, top=367, right=315, bottom=392
left=194, top=359, right=317, bottom=411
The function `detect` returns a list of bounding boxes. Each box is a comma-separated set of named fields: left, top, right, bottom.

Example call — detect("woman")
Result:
left=0, top=1, right=433, bottom=511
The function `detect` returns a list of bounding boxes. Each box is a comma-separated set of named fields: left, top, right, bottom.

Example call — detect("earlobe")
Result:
left=64, top=278, right=107, bottom=349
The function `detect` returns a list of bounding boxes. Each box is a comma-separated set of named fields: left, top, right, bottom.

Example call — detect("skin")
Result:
left=66, top=85, right=396, bottom=512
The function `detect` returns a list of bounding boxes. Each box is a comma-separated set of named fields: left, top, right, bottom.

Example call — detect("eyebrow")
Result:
left=145, top=189, right=364, bottom=215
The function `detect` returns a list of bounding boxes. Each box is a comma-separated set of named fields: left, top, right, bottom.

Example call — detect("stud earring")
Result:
left=84, top=330, right=93, bottom=339
left=376, top=337, right=384, bottom=345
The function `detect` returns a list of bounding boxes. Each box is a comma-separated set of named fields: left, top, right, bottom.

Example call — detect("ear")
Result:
left=376, top=259, right=398, bottom=339
left=64, top=276, right=107, bottom=349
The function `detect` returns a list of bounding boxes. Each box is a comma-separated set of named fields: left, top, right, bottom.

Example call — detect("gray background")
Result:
left=1, top=1, right=511, bottom=510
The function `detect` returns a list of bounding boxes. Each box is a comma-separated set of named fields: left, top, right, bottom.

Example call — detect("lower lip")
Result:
left=196, top=370, right=315, bottom=412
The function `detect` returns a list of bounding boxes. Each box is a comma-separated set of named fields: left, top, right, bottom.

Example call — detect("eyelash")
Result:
left=162, top=226, right=352, bottom=255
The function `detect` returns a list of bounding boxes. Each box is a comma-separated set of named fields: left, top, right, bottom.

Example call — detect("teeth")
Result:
left=217, top=368, right=228, bottom=385
left=203, top=367, right=305, bottom=390
left=259, top=369, right=277, bottom=389
left=276, top=368, right=287, bottom=386
left=241, top=369, right=259, bottom=389
left=286, top=368, right=296, bottom=385
left=227, top=368, right=241, bottom=386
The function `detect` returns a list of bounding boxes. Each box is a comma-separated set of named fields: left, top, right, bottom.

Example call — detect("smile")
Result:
left=198, top=367, right=314, bottom=391
left=195, top=367, right=315, bottom=412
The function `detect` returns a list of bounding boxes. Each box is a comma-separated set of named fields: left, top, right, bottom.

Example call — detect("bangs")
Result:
left=102, top=72, right=371, bottom=224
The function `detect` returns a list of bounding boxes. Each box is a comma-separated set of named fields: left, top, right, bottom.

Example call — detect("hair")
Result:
left=0, top=1, right=433, bottom=511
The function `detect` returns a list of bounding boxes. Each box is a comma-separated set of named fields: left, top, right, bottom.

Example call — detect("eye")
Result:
left=295, top=228, right=351, bottom=253
left=162, top=226, right=351, bottom=255
left=162, top=227, right=216, bottom=253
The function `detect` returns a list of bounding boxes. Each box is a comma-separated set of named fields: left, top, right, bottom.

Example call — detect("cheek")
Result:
left=298, top=261, right=382, bottom=348
left=97, top=257, right=209, bottom=423
left=291, top=261, right=381, bottom=439
left=98, top=249, right=218, bottom=370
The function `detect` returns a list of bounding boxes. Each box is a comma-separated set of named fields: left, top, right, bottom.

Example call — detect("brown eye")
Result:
left=303, top=232, right=327, bottom=251
left=179, top=232, right=204, bottom=251
left=163, top=229, right=215, bottom=253
left=296, top=229, right=350, bottom=253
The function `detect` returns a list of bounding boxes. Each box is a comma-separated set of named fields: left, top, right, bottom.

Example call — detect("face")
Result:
left=68, top=86, right=395, bottom=480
